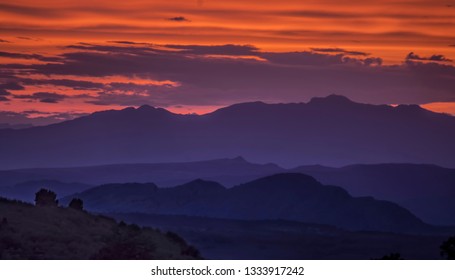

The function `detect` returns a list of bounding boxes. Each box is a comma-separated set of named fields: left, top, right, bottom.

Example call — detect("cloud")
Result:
left=16, top=37, right=33, bottom=40
left=260, top=51, right=371, bottom=66
left=85, top=92, right=157, bottom=106
left=0, top=82, right=25, bottom=90
left=107, top=40, right=144, bottom=45
left=0, top=3, right=60, bottom=18
left=167, top=16, right=190, bottom=22
left=0, top=89, right=11, bottom=96
left=164, top=44, right=259, bottom=55
left=21, top=78, right=103, bottom=90
left=0, top=51, right=40, bottom=59
left=14, top=92, right=68, bottom=103
left=406, top=52, right=452, bottom=62
left=311, top=48, right=369, bottom=56
left=0, top=51, right=60, bottom=62
left=0, top=110, right=87, bottom=126
left=0, top=39, right=10, bottom=43
left=363, top=57, right=383, bottom=66
left=0, top=82, right=23, bottom=97
left=277, top=8, right=454, bottom=20
left=3, top=42, right=455, bottom=108
left=65, top=43, right=156, bottom=54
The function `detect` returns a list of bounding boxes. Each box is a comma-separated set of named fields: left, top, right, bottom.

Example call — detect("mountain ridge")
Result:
left=1, top=95, right=455, bottom=169
left=62, top=173, right=428, bottom=233
left=1, top=158, right=454, bottom=225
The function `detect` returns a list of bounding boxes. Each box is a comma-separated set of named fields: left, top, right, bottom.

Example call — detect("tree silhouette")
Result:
left=440, top=236, right=455, bottom=260
left=35, top=189, right=58, bottom=207
left=69, top=198, right=84, bottom=211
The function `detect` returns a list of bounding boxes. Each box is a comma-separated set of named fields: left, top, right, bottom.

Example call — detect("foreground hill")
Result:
left=293, top=164, right=455, bottom=225
left=1, top=95, right=455, bottom=169
left=63, top=173, right=427, bottom=233
left=0, top=197, right=201, bottom=259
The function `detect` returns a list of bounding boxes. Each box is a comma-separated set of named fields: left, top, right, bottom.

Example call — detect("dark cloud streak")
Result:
left=406, top=52, right=452, bottom=62
left=14, top=92, right=68, bottom=103
left=164, top=44, right=259, bottom=55
left=0, top=51, right=61, bottom=62
left=0, top=89, right=11, bottom=96
left=311, top=48, right=369, bottom=56
left=168, top=16, right=190, bottom=22
left=0, top=110, right=87, bottom=126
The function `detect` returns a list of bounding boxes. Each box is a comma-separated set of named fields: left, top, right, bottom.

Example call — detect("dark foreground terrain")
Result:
left=111, top=213, right=450, bottom=260
left=0, top=198, right=201, bottom=260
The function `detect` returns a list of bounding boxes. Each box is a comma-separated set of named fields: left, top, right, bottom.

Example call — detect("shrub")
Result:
left=34, top=189, right=58, bottom=207
left=440, top=236, right=455, bottom=260
left=68, top=198, right=84, bottom=211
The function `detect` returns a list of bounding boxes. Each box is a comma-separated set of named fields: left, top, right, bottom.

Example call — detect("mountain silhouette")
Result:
left=0, top=157, right=283, bottom=193
left=1, top=158, right=454, bottom=226
left=1, top=95, right=455, bottom=169
left=62, top=173, right=427, bottom=233
left=293, top=163, right=455, bottom=225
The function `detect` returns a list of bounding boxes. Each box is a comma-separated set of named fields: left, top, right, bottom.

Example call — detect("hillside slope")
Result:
left=0, top=197, right=201, bottom=260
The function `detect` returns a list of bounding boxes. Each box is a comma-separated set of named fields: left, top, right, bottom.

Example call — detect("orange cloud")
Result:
left=0, top=0, right=453, bottom=64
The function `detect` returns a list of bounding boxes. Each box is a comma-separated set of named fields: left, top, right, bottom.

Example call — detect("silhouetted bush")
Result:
left=68, top=198, right=84, bottom=211
left=165, top=231, right=187, bottom=246
left=35, top=189, right=58, bottom=207
left=129, top=224, right=141, bottom=232
left=440, top=236, right=455, bottom=260
left=181, top=245, right=202, bottom=259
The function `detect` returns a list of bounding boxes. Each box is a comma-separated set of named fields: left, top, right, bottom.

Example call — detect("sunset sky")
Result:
left=1, top=0, right=455, bottom=125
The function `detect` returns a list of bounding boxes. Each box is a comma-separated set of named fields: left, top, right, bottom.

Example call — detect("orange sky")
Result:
left=1, top=0, right=455, bottom=120
left=1, top=0, right=454, bottom=62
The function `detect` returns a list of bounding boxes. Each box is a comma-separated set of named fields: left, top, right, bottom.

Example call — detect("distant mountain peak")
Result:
left=136, top=104, right=173, bottom=115
left=262, top=173, right=320, bottom=183
left=231, top=156, right=247, bottom=162
left=119, top=106, right=135, bottom=112
left=211, top=101, right=268, bottom=115
left=137, top=104, right=155, bottom=110
left=244, top=173, right=322, bottom=189
left=308, top=94, right=355, bottom=105
left=174, top=179, right=226, bottom=192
